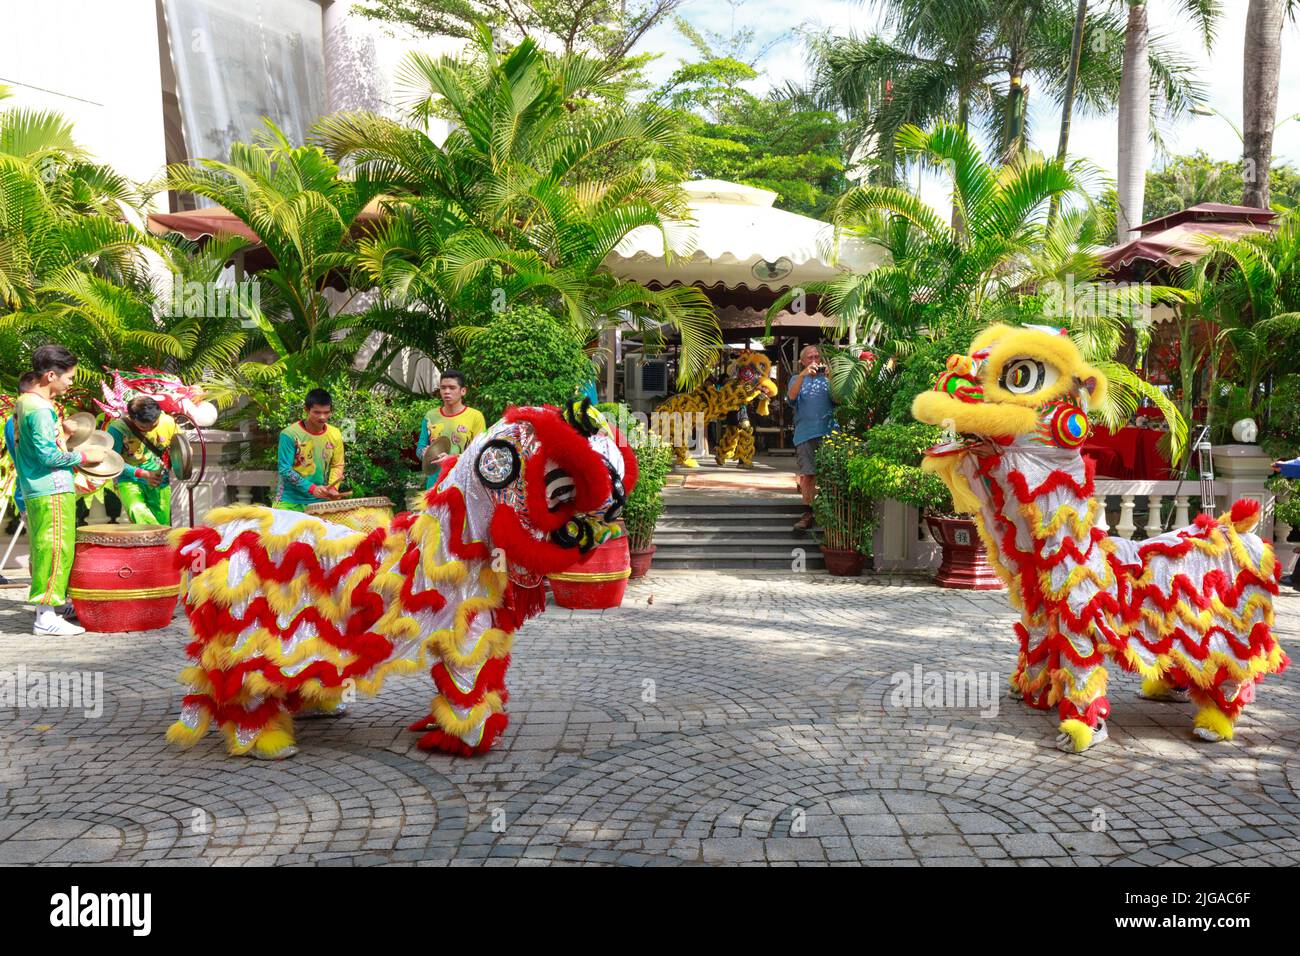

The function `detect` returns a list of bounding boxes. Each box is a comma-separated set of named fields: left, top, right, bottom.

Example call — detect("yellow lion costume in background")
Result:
left=652, top=350, right=778, bottom=467
left=912, top=324, right=1285, bottom=754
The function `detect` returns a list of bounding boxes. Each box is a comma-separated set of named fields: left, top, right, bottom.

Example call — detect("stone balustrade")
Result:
left=872, top=444, right=1297, bottom=573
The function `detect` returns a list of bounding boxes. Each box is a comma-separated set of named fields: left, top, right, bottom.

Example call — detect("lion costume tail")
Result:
left=165, top=506, right=414, bottom=758
left=1105, top=499, right=1287, bottom=738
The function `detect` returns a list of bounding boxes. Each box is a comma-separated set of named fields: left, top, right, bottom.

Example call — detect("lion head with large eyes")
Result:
left=429, top=398, right=637, bottom=579
left=911, top=324, right=1109, bottom=448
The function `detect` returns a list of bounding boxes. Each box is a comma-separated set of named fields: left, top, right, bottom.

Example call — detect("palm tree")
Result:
left=0, top=104, right=179, bottom=393
left=1116, top=0, right=1221, bottom=241
left=1164, top=215, right=1300, bottom=440
left=810, top=0, right=1203, bottom=182
left=1055, top=0, right=1091, bottom=166
left=163, top=119, right=392, bottom=396
left=770, top=121, right=1188, bottom=456
left=1242, top=0, right=1286, bottom=209
left=312, top=25, right=722, bottom=384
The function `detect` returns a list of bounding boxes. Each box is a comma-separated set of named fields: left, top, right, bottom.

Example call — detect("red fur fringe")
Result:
left=415, top=712, right=509, bottom=756
left=430, top=655, right=510, bottom=708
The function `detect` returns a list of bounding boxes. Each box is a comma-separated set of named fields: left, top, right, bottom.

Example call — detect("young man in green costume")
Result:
left=275, top=388, right=345, bottom=511
left=416, top=370, right=486, bottom=490
left=107, top=396, right=177, bottom=525
left=14, top=345, right=107, bottom=636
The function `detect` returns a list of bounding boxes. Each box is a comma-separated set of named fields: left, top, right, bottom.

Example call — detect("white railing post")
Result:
left=1173, top=495, right=1191, bottom=528
left=1116, top=494, right=1137, bottom=539
left=1094, top=495, right=1110, bottom=535
left=1144, top=494, right=1163, bottom=539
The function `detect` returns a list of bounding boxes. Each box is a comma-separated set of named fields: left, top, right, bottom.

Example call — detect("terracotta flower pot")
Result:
left=924, top=515, right=1003, bottom=590
left=820, top=545, right=867, bottom=577
left=629, top=544, right=656, bottom=579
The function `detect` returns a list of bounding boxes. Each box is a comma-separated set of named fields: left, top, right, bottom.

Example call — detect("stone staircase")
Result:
left=651, top=495, right=823, bottom=571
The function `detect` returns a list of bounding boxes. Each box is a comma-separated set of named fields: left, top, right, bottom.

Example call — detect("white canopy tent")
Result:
left=603, top=179, right=884, bottom=293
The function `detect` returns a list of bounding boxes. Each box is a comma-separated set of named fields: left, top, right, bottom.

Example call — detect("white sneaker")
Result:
left=33, top=610, right=86, bottom=636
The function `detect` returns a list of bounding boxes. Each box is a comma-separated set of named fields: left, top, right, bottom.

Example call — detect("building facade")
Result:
left=0, top=0, right=459, bottom=210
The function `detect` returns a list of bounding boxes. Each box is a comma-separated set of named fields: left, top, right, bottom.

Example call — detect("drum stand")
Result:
left=175, top=418, right=209, bottom=528
left=1163, top=425, right=1214, bottom=531
left=0, top=494, right=26, bottom=579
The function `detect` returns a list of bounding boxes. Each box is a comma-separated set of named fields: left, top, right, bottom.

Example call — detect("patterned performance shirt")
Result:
left=276, top=421, right=345, bottom=506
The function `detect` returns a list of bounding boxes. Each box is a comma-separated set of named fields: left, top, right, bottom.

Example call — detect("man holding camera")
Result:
left=789, top=344, right=837, bottom=531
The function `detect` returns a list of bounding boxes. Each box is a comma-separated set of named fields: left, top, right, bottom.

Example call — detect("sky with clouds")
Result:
left=634, top=0, right=1300, bottom=216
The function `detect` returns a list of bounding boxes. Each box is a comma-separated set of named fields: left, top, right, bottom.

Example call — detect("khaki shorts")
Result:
left=796, top=437, right=823, bottom=476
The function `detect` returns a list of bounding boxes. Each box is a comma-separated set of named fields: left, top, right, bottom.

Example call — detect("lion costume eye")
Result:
left=476, top=440, right=520, bottom=489
left=1000, top=358, right=1058, bottom=395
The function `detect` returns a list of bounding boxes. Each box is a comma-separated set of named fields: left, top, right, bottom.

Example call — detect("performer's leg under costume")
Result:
left=26, top=492, right=75, bottom=607
left=1051, top=626, right=1110, bottom=751
left=735, top=427, right=756, bottom=466
left=409, top=584, right=514, bottom=756
left=117, top=482, right=172, bottom=525
left=715, top=426, right=740, bottom=466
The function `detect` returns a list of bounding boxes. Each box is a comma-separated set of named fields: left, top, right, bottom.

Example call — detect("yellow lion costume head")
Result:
left=727, top=350, right=778, bottom=415
left=911, top=324, right=1108, bottom=513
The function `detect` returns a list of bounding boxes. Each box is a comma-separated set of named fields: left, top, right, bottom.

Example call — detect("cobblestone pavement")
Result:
left=2, top=573, right=1299, bottom=867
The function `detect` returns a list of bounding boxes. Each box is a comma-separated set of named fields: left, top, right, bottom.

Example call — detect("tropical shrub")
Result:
left=1262, top=374, right=1300, bottom=461
left=1266, top=474, right=1300, bottom=529
left=812, top=432, right=874, bottom=555
left=784, top=123, right=1187, bottom=463
left=599, top=402, right=672, bottom=551
left=461, top=306, right=594, bottom=422
left=846, top=423, right=952, bottom=517
left=315, top=28, right=722, bottom=386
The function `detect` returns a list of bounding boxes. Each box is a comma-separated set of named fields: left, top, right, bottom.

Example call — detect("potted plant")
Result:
left=812, top=433, right=874, bottom=575
left=620, top=416, right=673, bottom=578
left=848, top=423, right=1003, bottom=590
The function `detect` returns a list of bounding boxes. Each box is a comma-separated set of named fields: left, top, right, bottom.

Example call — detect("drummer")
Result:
left=14, top=345, right=108, bottom=636
left=107, top=396, right=176, bottom=526
left=416, top=370, right=486, bottom=489
left=275, top=388, right=345, bottom=511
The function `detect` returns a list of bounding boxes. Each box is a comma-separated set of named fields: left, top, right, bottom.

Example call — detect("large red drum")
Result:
left=69, top=524, right=181, bottom=632
left=547, top=536, right=631, bottom=610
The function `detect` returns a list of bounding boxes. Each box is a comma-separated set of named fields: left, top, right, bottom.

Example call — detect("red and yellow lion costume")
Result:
left=913, top=324, right=1286, bottom=754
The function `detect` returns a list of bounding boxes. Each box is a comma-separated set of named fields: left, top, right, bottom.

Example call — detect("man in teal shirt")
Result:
left=275, top=388, right=345, bottom=511
left=15, top=346, right=107, bottom=636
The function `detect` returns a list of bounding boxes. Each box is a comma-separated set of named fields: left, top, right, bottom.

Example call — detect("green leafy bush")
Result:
left=846, top=422, right=954, bottom=519
left=599, top=403, right=673, bottom=551
left=1262, top=374, right=1300, bottom=461
left=883, top=316, right=985, bottom=423
left=1267, top=474, right=1300, bottom=528
left=813, top=432, right=875, bottom=554
left=461, top=306, right=594, bottom=422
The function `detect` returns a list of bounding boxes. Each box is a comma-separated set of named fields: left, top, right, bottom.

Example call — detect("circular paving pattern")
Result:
left=2, top=573, right=1298, bottom=866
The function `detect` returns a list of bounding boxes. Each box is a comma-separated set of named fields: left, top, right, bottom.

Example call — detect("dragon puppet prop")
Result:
left=652, top=350, right=778, bottom=468
left=95, top=369, right=218, bottom=427
left=912, top=324, right=1286, bottom=754
left=166, top=399, right=635, bottom=760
